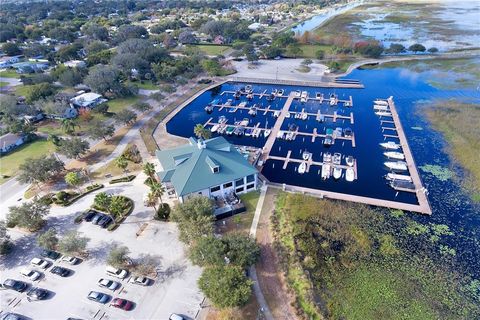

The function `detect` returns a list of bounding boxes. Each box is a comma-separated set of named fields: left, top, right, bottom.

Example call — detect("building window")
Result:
left=246, top=174, right=255, bottom=183
left=235, top=178, right=244, bottom=187
left=236, top=187, right=244, bottom=193
left=223, top=182, right=233, bottom=188
left=213, top=166, right=219, bottom=173
left=246, top=183, right=255, bottom=190
left=210, top=185, right=220, bottom=193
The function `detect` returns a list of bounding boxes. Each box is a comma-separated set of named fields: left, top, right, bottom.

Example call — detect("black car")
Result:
left=92, top=213, right=105, bottom=225
left=83, top=210, right=96, bottom=222
left=2, top=279, right=28, bottom=292
left=50, top=266, right=71, bottom=277
left=27, top=287, right=49, bottom=300
left=98, top=216, right=112, bottom=228
left=41, top=249, right=61, bottom=260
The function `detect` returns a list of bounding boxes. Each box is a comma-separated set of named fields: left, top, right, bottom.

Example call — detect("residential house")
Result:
left=156, top=137, right=258, bottom=205
left=63, top=60, right=86, bottom=68
left=0, top=133, right=25, bottom=154
left=0, top=55, right=21, bottom=68
left=70, top=92, right=107, bottom=109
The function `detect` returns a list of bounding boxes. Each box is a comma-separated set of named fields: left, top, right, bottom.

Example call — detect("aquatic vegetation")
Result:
left=272, top=193, right=479, bottom=319
left=419, top=164, right=453, bottom=181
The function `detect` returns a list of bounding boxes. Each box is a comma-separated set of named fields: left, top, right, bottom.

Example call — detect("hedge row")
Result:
left=109, top=175, right=136, bottom=184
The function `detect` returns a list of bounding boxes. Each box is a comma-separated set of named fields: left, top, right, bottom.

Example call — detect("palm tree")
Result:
left=145, top=192, right=158, bottom=211
left=61, top=119, right=77, bottom=135
left=150, top=181, right=165, bottom=204
left=193, top=124, right=211, bottom=140
left=115, top=156, right=128, bottom=177
left=143, top=162, right=156, bottom=179
left=94, top=192, right=111, bottom=211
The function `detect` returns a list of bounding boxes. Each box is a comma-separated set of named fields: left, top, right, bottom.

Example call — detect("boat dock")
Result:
left=379, top=96, right=431, bottom=214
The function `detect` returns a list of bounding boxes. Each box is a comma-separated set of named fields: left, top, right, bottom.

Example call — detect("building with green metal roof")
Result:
left=156, top=137, right=258, bottom=203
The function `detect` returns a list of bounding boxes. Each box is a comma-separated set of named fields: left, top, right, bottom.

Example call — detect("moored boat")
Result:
left=205, top=105, right=213, bottom=113
left=345, top=168, right=354, bottom=182
left=302, top=150, right=311, bottom=161
left=323, top=152, right=332, bottom=162
left=277, top=89, right=284, bottom=96
left=210, top=124, right=219, bottom=133
left=333, top=153, right=341, bottom=165
left=298, top=162, right=307, bottom=174
left=375, top=111, right=392, bottom=117
left=384, top=161, right=408, bottom=171
left=380, top=141, right=401, bottom=149
left=333, top=167, right=342, bottom=179
left=294, top=90, right=301, bottom=98
left=385, top=173, right=412, bottom=182
left=321, top=164, right=331, bottom=180
left=384, top=151, right=405, bottom=160
left=226, top=126, right=235, bottom=135
left=345, top=156, right=354, bottom=167
left=316, top=92, right=323, bottom=100
left=375, top=99, right=388, bottom=106
left=264, top=129, right=271, bottom=137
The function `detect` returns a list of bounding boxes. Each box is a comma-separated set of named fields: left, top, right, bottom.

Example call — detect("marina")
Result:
left=165, top=81, right=431, bottom=215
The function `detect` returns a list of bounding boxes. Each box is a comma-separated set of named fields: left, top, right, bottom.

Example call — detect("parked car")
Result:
left=27, top=287, right=49, bottom=300
left=111, top=298, right=134, bottom=311
left=0, top=313, right=24, bottom=320
left=40, top=249, right=61, bottom=260
left=105, top=266, right=128, bottom=279
left=20, top=268, right=42, bottom=281
left=169, top=314, right=186, bottom=320
left=97, top=278, right=120, bottom=291
left=87, top=291, right=110, bottom=304
left=61, top=256, right=79, bottom=265
left=98, top=215, right=112, bottom=228
left=30, top=258, right=50, bottom=269
left=50, top=266, right=71, bottom=277
left=83, top=210, right=96, bottom=222
left=2, top=279, right=28, bottom=292
left=129, top=276, right=150, bottom=286
left=92, top=214, right=104, bottom=225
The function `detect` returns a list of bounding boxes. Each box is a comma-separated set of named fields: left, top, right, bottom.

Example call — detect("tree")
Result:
left=115, top=156, right=128, bottom=177
left=189, top=236, right=227, bottom=267
left=198, top=265, right=253, bottom=308
left=194, top=124, right=211, bottom=140
left=37, top=228, right=58, bottom=250
left=109, top=196, right=127, bottom=217
left=107, top=245, right=130, bottom=268
left=94, top=192, right=111, bottom=210
left=301, top=59, right=313, bottom=66
left=386, top=43, right=406, bottom=54
left=408, top=43, right=426, bottom=53
left=327, top=60, right=340, bottom=72
left=24, top=83, right=55, bottom=104
left=145, top=192, right=158, bottom=211
left=115, top=109, right=137, bottom=125
left=17, top=155, right=64, bottom=187
left=82, top=23, right=109, bottom=41
left=115, top=25, right=148, bottom=43
left=135, top=254, right=157, bottom=276
left=58, top=68, right=85, bottom=87
left=7, top=199, right=50, bottom=232
left=0, top=221, right=13, bottom=255
left=201, top=59, right=222, bottom=76
left=261, top=45, right=283, bottom=59
left=65, top=172, right=81, bottom=191
left=178, top=31, right=198, bottom=44
left=38, top=99, right=71, bottom=118
left=171, top=196, right=215, bottom=244
left=112, top=53, right=149, bottom=79
left=143, top=162, right=156, bottom=179
left=61, top=118, right=78, bottom=135
left=132, top=101, right=152, bottom=113
left=286, top=43, right=303, bottom=58
left=245, top=52, right=259, bottom=64
left=223, top=233, right=260, bottom=268
left=428, top=47, right=439, bottom=53
left=56, top=138, right=89, bottom=159
left=58, top=231, right=89, bottom=255
left=150, top=181, right=165, bottom=204
left=354, top=41, right=384, bottom=58
left=315, top=50, right=325, bottom=60
left=85, top=65, right=129, bottom=98
left=86, top=120, right=115, bottom=140
left=2, top=42, right=21, bottom=56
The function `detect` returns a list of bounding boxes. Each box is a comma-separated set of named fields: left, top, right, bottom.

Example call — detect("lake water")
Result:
left=166, top=64, right=480, bottom=277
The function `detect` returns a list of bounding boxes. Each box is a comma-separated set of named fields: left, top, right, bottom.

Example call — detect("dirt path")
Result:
left=255, top=188, right=297, bottom=320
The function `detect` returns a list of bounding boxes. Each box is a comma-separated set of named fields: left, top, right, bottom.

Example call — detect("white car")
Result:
left=61, top=256, right=79, bottom=265
left=105, top=266, right=128, bottom=279
left=169, top=314, right=186, bottom=320
left=30, top=258, right=50, bottom=269
left=98, top=278, right=121, bottom=291
left=129, top=276, right=150, bottom=286
left=20, top=268, right=42, bottom=281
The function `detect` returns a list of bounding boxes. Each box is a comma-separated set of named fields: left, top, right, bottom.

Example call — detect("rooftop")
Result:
left=156, top=136, right=257, bottom=196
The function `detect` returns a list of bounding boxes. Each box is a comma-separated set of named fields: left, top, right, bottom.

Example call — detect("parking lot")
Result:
left=0, top=172, right=203, bottom=319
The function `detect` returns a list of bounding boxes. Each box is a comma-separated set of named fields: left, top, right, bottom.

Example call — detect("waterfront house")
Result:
left=155, top=137, right=258, bottom=204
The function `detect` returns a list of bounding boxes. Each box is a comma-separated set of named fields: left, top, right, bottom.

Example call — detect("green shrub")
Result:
left=155, top=203, right=171, bottom=221
left=38, top=194, right=54, bottom=205
left=56, top=191, right=68, bottom=202
left=86, top=184, right=103, bottom=191
left=6, top=220, right=16, bottom=228
left=109, top=175, right=136, bottom=184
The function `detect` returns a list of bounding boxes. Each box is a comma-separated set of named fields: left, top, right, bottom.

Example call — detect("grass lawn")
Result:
left=127, top=80, right=158, bottom=90
left=0, top=81, right=8, bottom=88
left=0, top=69, right=20, bottom=78
left=189, top=44, right=231, bottom=56
left=107, top=96, right=140, bottom=114
left=0, top=139, right=55, bottom=184
left=14, top=85, right=31, bottom=97
left=91, top=158, right=143, bottom=180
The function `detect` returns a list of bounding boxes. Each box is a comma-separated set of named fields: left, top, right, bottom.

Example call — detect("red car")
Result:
left=111, top=298, right=134, bottom=311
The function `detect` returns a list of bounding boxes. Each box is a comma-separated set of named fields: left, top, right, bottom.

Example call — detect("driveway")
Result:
left=0, top=172, right=202, bottom=320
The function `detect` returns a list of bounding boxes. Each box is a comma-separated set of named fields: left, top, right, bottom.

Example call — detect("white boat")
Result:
left=294, top=112, right=301, bottom=119
left=294, top=90, right=301, bottom=98
left=329, top=98, right=336, bottom=106
left=345, top=156, right=354, bottom=167
left=373, top=104, right=389, bottom=111
left=277, top=130, right=284, bottom=139
left=225, top=99, right=233, bottom=106
left=380, top=141, right=401, bottom=150
left=277, top=89, right=284, bottom=96
left=273, top=110, right=280, bottom=118
left=264, top=129, right=271, bottom=137
left=285, top=112, right=291, bottom=118
left=333, top=153, right=341, bottom=165
left=240, top=118, right=249, bottom=126
left=345, top=168, right=354, bottom=182
left=246, top=93, right=254, bottom=100
left=386, top=173, right=412, bottom=182
left=375, top=99, right=388, bottom=106
left=301, top=113, right=308, bottom=120
left=321, top=164, right=331, bottom=179
left=376, top=111, right=392, bottom=117
left=298, top=162, right=307, bottom=174
left=300, top=91, right=308, bottom=103
left=302, top=150, right=311, bottom=161
left=316, top=92, right=323, bottom=100
left=384, top=161, right=408, bottom=171
left=384, top=151, right=405, bottom=160
left=248, top=107, right=257, bottom=116
left=323, top=152, right=332, bottom=162
left=245, top=85, right=253, bottom=93
left=239, top=101, right=247, bottom=108
left=218, top=115, right=227, bottom=124
left=210, top=124, right=219, bottom=133
left=344, top=100, right=352, bottom=107
left=333, top=167, right=342, bottom=179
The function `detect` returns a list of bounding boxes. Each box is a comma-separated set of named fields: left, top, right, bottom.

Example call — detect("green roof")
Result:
left=155, top=137, right=257, bottom=196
